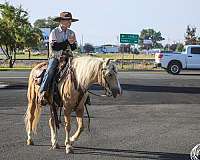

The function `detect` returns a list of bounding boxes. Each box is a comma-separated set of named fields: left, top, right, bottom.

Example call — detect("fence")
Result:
left=0, top=58, right=157, bottom=71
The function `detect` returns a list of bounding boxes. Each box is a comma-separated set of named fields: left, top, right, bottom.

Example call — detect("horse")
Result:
left=24, top=56, right=122, bottom=154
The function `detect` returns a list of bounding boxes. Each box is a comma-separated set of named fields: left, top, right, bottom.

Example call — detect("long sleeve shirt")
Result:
left=49, top=25, right=77, bottom=59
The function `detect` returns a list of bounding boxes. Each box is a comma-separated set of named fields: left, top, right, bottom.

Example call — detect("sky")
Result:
left=1, top=0, right=200, bottom=46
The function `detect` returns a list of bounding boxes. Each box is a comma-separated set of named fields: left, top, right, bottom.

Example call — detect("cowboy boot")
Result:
left=39, top=91, right=48, bottom=106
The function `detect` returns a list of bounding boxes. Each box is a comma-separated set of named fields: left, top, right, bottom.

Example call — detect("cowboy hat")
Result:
left=53, top=12, right=79, bottom=22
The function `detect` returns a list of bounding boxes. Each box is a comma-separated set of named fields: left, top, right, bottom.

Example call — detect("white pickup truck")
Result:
left=155, top=45, right=200, bottom=74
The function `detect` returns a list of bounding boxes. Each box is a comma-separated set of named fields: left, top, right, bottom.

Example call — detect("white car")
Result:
left=155, top=45, right=200, bottom=74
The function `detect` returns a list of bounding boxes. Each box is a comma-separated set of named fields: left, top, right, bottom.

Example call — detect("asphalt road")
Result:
left=1, top=70, right=200, bottom=160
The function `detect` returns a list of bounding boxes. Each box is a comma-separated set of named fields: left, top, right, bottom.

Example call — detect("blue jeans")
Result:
left=40, top=58, right=59, bottom=93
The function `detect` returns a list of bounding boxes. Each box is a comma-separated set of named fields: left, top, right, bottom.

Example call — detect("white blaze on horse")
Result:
left=24, top=56, right=122, bottom=154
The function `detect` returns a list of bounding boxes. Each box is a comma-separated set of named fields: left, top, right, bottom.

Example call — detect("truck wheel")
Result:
left=167, top=62, right=181, bottom=75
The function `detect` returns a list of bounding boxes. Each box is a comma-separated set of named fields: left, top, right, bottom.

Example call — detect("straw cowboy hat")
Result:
left=53, top=12, right=79, bottom=22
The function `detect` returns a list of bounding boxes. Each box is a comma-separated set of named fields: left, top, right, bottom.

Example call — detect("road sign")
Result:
left=39, top=28, right=51, bottom=43
left=120, top=34, right=139, bottom=44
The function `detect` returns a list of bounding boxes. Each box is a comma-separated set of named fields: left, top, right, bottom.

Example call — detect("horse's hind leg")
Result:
left=49, top=115, right=59, bottom=149
left=25, top=101, right=36, bottom=145
left=70, top=107, right=84, bottom=145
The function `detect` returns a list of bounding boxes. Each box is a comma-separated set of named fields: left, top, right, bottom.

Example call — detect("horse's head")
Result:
left=101, top=59, right=122, bottom=98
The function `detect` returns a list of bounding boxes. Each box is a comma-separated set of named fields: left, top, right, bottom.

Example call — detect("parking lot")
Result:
left=0, top=71, right=200, bottom=160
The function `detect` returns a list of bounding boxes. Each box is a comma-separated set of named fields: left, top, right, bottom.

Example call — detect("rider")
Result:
left=39, top=11, right=78, bottom=105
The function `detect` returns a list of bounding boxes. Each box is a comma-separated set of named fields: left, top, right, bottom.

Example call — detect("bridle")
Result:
left=87, top=66, right=115, bottom=97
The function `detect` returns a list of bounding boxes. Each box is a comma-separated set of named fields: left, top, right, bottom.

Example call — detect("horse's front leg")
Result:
left=70, top=107, right=84, bottom=145
left=64, top=109, right=73, bottom=154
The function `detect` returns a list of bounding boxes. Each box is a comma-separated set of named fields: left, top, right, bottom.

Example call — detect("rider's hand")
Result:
left=68, top=34, right=76, bottom=44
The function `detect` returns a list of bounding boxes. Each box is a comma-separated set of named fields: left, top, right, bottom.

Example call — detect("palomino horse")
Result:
left=24, top=56, right=122, bottom=154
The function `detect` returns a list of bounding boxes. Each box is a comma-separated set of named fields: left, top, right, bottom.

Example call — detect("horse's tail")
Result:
left=24, top=73, right=42, bottom=134
left=32, top=103, right=41, bottom=134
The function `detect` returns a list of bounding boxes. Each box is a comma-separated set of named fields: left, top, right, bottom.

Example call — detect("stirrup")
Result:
left=39, top=91, right=48, bottom=106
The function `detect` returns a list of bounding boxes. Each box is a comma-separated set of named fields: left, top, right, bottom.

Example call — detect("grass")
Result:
left=0, top=67, right=31, bottom=71
left=93, top=53, right=154, bottom=60
left=0, top=52, right=156, bottom=71
left=0, top=52, right=48, bottom=59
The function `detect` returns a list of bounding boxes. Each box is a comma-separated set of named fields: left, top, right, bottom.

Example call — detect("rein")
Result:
left=86, top=67, right=113, bottom=98
left=87, top=90, right=108, bottom=97
left=87, top=85, right=112, bottom=97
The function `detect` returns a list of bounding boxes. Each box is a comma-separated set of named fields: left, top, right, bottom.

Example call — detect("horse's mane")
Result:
left=72, top=56, right=104, bottom=88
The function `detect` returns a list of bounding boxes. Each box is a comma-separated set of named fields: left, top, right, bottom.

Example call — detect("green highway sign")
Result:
left=120, top=34, right=139, bottom=44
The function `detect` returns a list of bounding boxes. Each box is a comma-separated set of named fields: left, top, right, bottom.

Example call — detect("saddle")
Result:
left=33, top=63, right=47, bottom=86
left=32, top=57, right=72, bottom=111
left=33, top=56, right=71, bottom=86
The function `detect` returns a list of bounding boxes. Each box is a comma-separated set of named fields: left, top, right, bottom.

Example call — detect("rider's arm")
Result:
left=51, top=40, right=68, bottom=51
left=51, top=40, right=77, bottom=51
left=67, top=31, right=77, bottom=51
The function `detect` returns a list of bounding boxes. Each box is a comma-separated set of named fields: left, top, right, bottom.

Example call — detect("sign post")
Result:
left=120, top=34, right=139, bottom=70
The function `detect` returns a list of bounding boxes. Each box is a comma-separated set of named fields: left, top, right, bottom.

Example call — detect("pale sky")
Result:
left=1, top=0, right=200, bottom=46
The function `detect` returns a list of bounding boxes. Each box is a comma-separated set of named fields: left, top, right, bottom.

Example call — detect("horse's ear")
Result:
left=105, top=58, right=111, bottom=66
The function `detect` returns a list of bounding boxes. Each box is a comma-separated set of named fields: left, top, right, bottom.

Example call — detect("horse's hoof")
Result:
left=66, top=146, right=74, bottom=154
left=49, top=143, right=60, bottom=150
left=55, top=143, right=60, bottom=149
left=27, top=139, right=34, bottom=145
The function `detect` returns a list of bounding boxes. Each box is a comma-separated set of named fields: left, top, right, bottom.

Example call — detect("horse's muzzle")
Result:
left=111, top=88, right=121, bottom=98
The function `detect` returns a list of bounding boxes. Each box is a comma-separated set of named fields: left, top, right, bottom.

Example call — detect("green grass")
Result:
left=0, top=52, right=48, bottom=59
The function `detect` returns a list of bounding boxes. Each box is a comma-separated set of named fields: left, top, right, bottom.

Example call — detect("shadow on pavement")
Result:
left=32, top=145, right=189, bottom=159
left=29, top=143, right=189, bottom=159
left=1, top=82, right=200, bottom=95
left=121, top=84, right=200, bottom=94
left=73, top=146, right=189, bottom=160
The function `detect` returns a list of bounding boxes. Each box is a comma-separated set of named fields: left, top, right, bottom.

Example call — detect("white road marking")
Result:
left=0, top=82, right=8, bottom=88
left=0, top=77, right=27, bottom=79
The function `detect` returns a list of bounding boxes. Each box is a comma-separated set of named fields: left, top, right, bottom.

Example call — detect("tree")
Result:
left=139, top=29, right=164, bottom=50
left=164, top=43, right=184, bottom=52
left=164, top=44, right=170, bottom=51
left=185, top=25, right=198, bottom=45
left=0, top=2, right=42, bottom=67
left=24, top=27, right=43, bottom=49
left=83, top=43, right=94, bottom=53
left=176, top=43, right=184, bottom=52
left=33, top=17, right=58, bottom=30
left=169, top=43, right=177, bottom=51
left=120, top=44, right=131, bottom=53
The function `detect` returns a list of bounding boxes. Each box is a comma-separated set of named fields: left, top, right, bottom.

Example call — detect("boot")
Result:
left=39, top=91, right=48, bottom=106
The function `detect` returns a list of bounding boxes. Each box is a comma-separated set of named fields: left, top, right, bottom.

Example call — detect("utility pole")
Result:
left=81, top=35, right=84, bottom=53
